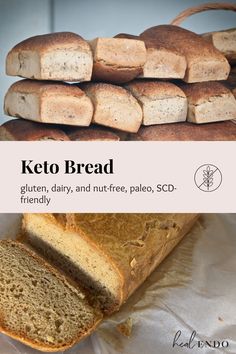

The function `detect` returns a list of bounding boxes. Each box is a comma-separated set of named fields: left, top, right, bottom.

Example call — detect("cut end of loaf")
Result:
left=142, top=97, right=187, bottom=125
left=140, top=47, right=186, bottom=79
left=90, top=37, right=146, bottom=83
left=0, top=240, right=102, bottom=352
left=188, top=93, right=236, bottom=123
left=22, top=214, right=123, bottom=314
left=185, top=59, right=230, bottom=83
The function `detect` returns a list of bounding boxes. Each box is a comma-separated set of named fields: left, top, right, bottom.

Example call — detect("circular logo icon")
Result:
left=194, top=164, right=222, bottom=192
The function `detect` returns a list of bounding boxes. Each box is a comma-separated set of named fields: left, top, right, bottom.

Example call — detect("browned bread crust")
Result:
left=180, top=81, right=230, bottom=104
left=6, top=79, right=85, bottom=97
left=65, top=126, right=120, bottom=141
left=128, top=121, right=236, bottom=141
left=8, top=32, right=89, bottom=52
left=0, top=119, right=70, bottom=141
left=125, top=80, right=186, bottom=99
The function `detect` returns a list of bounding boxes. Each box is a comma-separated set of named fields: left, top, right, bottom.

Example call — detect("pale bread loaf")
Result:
left=180, top=82, right=236, bottom=124
left=89, top=37, right=146, bottom=83
left=6, top=32, right=93, bottom=82
left=141, top=25, right=230, bottom=83
left=0, top=240, right=102, bottom=352
left=125, top=80, right=187, bottom=125
left=80, top=83, right=142, bottom=132
left=22, top=213, right=199, bottom=314
left=4, top=80, right=94, bottom=126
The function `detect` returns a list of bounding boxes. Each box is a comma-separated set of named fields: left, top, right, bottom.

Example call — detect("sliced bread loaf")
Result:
left=0, top=240, right=102, bottom=352
left=4, top=80, right=94, bottom=126
left=6, top=32, right=93, bottom=82
left=22, top=213, right=199, bottom=314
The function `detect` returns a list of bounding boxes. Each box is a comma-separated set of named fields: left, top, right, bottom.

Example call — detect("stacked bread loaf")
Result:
left=2, top=25, right=236, bottom=141
left=0, top=213, right=199, bottom=351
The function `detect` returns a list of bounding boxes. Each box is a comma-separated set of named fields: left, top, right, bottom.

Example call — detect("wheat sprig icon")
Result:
left=203, top=165, right=214, bottom=190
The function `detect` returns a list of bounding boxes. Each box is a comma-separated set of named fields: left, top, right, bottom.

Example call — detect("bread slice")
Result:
left=80, top=83, right=142, bottom=132
left=0, top=240, right=102, bottom=352
left=65, top=126, right=120, bottom=141
left=22, top=213, right=199, bottom=314
left=180, top=82, right=236, bottom=124
left=128, top=121, right=236, bottom=141
left=0, top=119, right=70, bottom=141
left=115, top=33, right=186, bottom=79
left=202, top=28, right=236, bottom=65
left=4, top=80, right=93, bottom=126
left=141, top=25, right=230, bottom=83
left=125, top=80, right=187, bottom=125
left=6, top=32, right=93, bottom=82
left=89, top=37, right=146, bottom=83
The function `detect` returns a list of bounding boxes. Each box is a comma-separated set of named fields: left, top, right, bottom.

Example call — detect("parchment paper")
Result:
left=0, top=214, right=235, bottom=354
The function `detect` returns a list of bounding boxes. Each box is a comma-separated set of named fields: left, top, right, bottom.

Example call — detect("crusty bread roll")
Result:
left=115, top=33, right=187, bottom=79
left=22, top=213, right=199, bottom=314
left=180, top=82, right=236, bottom=124
left=202, top=28, right=236, bottom=65
left=125, top=80, right=187, bottom=125
left=141, top=25, right=230, bottom=83
left=89, top=37, right=146, bottom=83
left=4, top=80, right=94, bottom=126
left=80, top=83, right=142, bottom=132
left=65, top=126, right=120, bottom=141
left=128, top=121, right=236, bottom=141
left=0, top=119, right=70, bottom=141
left=0, top=240, right=102, bottom=352
left=6, top=32, right=93, bottom=82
